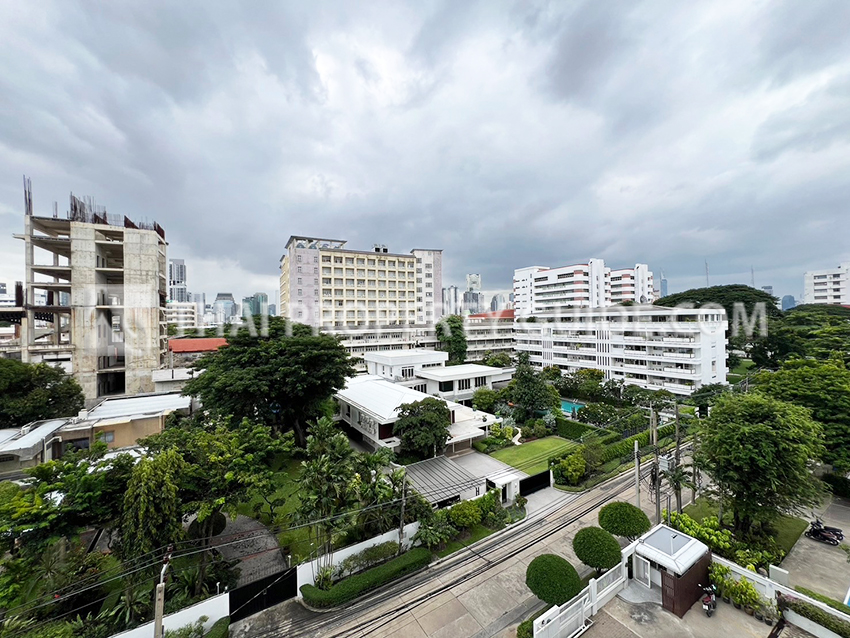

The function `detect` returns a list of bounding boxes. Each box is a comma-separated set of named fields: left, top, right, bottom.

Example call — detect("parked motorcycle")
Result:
left=700, top=583, right=717, bottom=617
left=805, top=522, right=841, bottom=546
left=811, top=514, right=844, bottom=540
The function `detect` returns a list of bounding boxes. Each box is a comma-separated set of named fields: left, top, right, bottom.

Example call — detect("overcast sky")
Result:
left=1, top=1, right=849, bottom=305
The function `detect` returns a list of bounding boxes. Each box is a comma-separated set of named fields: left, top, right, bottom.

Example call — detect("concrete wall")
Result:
left=296, top=521, right=420, bottom=592
left=70, top=223, right=98, bottom=399
left=108, top=592, right=228, bottom=638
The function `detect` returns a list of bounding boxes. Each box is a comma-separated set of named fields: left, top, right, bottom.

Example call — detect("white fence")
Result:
left=534, top=542, right=637, bottom=638
left=296, top=521, right=420, bottom=592
left=108, top=592, right=229, bottom=638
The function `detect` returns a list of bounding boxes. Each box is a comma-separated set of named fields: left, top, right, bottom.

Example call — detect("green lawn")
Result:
left=683, top=497, right=807, bottom=556
left=491, top=436, right=577, bottom=474
left=727, top=359, right=755, bottom=383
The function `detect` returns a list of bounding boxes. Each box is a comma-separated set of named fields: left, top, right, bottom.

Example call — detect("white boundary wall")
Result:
left=296, top=521, right=420, bottom=593
left=108, top=592, right=229, bottom=638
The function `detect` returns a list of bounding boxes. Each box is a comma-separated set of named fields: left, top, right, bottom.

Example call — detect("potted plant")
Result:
left=763, top=601, right=777, bottom=626
left=739, top=579, right=760, bottom=615
left=720, top=579, right=732, bottom=604
left=729, top=580, right=742, bottom=609
left=753, top=597, right=764, bottom=621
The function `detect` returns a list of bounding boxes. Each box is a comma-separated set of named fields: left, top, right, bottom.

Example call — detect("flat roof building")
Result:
left=803, top=262, right=850, bottom=306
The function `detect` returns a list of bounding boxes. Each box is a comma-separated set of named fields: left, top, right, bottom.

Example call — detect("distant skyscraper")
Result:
left=466, top=273, right=482, bottom=292
left=463, top=290, right=483, bottom=315
left=268, top=303, right=277, bottom=317
left=168, top=258, right=189, bottom=302
left=191, top=293, right=205, bottom=324
left=242, top=292, right=269, bottom=318
left=442, top=285, right=461, bottom=316
left=213, top=293, right=236, bottom=324
left=490, top=293, right=508, bottom=311
left=781, top=295, right=797, bottom=311
left=761, top=285, right=774, bottom=297
left=660, top=272, right=668, bottom=298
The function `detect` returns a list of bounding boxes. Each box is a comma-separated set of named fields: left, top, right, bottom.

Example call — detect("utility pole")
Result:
left=692, top=430, right=698, bottom=504
left=397, top=471, right=407, bottom=555
left=652, top=409, right=661, bottom=525
left=153, top=546, right=173, bottom=638
left=634, top=439, right=640, bottom=510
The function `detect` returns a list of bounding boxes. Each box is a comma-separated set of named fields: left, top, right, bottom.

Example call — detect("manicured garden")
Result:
left=491, top=436, right=577, bottom=474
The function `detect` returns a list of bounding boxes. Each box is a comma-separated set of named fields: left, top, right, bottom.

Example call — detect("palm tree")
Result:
left=662, top=464, right=696, bottom=514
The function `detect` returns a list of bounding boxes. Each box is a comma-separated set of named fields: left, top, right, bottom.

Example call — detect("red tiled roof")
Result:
left=468, top=309, right=515, bottom=319
left=168, top=338, right=228, bottom=353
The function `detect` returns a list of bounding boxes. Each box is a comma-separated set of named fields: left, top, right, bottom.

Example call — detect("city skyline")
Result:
left=2, top=2, right=849, bottom=302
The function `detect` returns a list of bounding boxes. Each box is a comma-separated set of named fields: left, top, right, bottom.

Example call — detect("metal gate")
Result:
left=520, top=470, right=551, bottom=496
left=229, top=567, right=297, bottom=622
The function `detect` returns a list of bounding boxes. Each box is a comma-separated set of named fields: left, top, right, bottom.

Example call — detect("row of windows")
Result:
left=320, top=255, right=417, bottom=268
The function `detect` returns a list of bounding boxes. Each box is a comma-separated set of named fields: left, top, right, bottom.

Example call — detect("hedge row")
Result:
left=823, top=473, right=850, bottom=499
left=204, top=618, right=230, bottom=638
left=785, top=597, right=850, bottom=638
left=555, top=417, right=591, bottom=440
left=600, top=424, right=675, bottom=464
left=300, top=548, right=431, bottom=608
left=795, top=587, right=850, bottom=618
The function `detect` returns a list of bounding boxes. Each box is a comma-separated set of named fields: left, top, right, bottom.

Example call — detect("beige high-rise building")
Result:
left=11, top=182, right=167, bottom=401
left=279, top=236, right=442, bottom=329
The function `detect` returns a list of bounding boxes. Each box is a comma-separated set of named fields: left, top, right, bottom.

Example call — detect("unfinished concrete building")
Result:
left=6, top=178, right=167, bottom=401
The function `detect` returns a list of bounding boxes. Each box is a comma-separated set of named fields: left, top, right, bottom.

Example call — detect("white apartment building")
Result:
left=280, top=236, right=442, bottom=329
left=513, top=306, right=727, bottom=395
left=803, top=262, right=850, bottom=305
left=363, top=349, right=514, bottom=404
left=165, top=301, right=198, bottom=331
left=465, top=309, right=515, bottom=361
left=514, top=258, right=654, bottom=317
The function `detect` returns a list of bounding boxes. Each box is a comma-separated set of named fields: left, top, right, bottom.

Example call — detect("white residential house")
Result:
left=362, top=350, right=514, bottom=405
left=334, top=375, right=498, bottom=454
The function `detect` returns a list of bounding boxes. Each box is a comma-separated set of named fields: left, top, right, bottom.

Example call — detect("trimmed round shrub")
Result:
left=572, top=526, right=622, bottom=575
left=449, top=500, right=482, bottom=529
left=598, top=501, right=652, bottom=541
left=525, top=554, right=582, bottom=606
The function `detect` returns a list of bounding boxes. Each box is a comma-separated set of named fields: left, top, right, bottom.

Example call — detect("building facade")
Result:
left=279, top=236, right=442, bottom=329
left=165, top=301, right=198, bottom=332
left=803, top=262, right=850, bottom=305
left=212, top=293, right=236, bottom=324
left=10, top=186, right=167, bottom=401
left=168, top=258, right=188, bottom=302
left=781, top=295, right=796, bottom=311
left=513, top=306, right=726, bottom=395
left=442, top=285, right=461, bottom=316
left=513, top=259, right=655, bottom=317
left=242, top=292, right=269, bottom=318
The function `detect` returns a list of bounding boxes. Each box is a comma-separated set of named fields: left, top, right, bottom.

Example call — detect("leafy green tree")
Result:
left=525, top=554, right=582, bottom=606
left=696, top=393, right=825, bottom=535
left=553, top=453, right=586, bottom=486
left=393, top=398, right=451, bottom=460
left=140, top=416, right=290, bottom=594
left=541, top=366, right=562, bottom=381
left=756, top=358, right=850, bottom=472
left=572, top=526, right=622, bottom=575
left=512, top=353, right=551, bottom=422
left=471, top=387, right=498, bottom=413
left=449, top=500, right=481, bottom=529
left=689, top=383, right=728, bottom=418
left=484, top=352, right=512, bottom=368
left=581, top=435, right=604, bottom=474
left=121, top=449, right=185, bottom=559
left=435, top=315, right=467, bottom=363
left=413, top=510, right=457, bottom=550
left=0, top=359, right=84, bottom=428
left=662, top=464, right=695, bottom=514
left=598, top=502, right=651, bottom=541
left=182, top=317, right=356, bottom=446
left=576, top=402, right=620, bottom=426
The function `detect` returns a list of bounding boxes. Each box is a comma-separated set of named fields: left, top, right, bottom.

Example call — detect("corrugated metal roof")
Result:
left=88, top=393, right=192, bottom=419
left=404, top=455, right=483, bottom=504
left=168, top=338, right=227, bottom=353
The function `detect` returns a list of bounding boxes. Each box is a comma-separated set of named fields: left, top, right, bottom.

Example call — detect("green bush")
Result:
left=517, top=618, right=533, bottom=638
left=525, top=554, right=582, bottom=606
left=572, top=527, right=622, bottom=575
left=784, top=598, right=850, bottom=637
left=533, top=423, right=548, bottom=439
left=473, top=440, right=488, bottom=453
left=449, top=500, right=482, bottom=529
left=601, top=425, right=675, bottom=464
left=337, top=541, right=400, bottom=578
left=164, top=617, right=207, bottom=638
left=301, top=548, right=431, bottom=608
left=477, top=489, right=509, bottom=529
left=552, top=453, right=585, bottom=486
left=598, top=502, right=651, bottom=540
left=204, top=617, right=229, bottom=638
left=795, top=587, right=850, bottom=617
left=521, top=426, right=535, bottom=440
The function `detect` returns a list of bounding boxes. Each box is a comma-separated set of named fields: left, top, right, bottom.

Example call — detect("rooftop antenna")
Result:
left=704, top=260, right=710, bottom=287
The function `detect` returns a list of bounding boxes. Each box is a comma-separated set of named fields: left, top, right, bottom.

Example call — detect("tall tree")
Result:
left=696, top=393, right=825, bottom=535
left=182, top=317, right=356, bottom=446
left=756, top=357, right=850, bottom=471
left=294, top=417, right=358, bottom=574
left=435, top=315, right=467, bottom=363
left=393, top=398, right=451, bottom=460
left=121, top=449, right=185, bottom=559
left=512, top=352, right=551, bottom=422
left=0, top=359, right=84, bottom=427
left=140, top=416, right=290, bottom=594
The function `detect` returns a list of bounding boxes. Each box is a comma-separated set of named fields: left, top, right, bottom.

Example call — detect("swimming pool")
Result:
left=561, top=399, right=585, bottom=416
